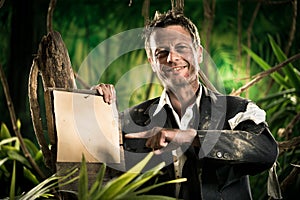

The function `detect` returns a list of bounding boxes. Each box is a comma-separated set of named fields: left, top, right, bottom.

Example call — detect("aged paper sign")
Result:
left=53, top=90, right=120, bottom=163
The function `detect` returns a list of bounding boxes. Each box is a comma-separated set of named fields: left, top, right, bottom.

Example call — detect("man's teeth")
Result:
left=173, top=67, right=182, bottom=71
left=165, top=66, right=186, bottom=72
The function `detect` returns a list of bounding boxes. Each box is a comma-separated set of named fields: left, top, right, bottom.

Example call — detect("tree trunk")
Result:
left=29, top=31, right=76, bottom=171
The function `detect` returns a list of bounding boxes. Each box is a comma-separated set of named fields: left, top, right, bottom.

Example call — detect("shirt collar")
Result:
left=153, top=84, right=202, bottom=116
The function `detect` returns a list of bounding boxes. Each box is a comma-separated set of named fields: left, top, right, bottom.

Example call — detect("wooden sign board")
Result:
left=53, top=89, right=120, bottom=164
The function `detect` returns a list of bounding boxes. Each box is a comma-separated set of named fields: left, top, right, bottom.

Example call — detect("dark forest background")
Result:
left=0, top=0, right=300, bottom=199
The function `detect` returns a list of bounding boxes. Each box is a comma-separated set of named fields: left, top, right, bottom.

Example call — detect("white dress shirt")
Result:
left=153, top=86, right=202, bottom=197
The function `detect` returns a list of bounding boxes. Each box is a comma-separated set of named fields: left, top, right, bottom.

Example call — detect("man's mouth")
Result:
left=173, top=66, right=184, bottom=71
left=166, top=65, right=188, bottom=72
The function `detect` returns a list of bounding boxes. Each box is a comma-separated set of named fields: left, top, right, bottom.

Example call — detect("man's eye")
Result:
left=176, top=45, right=190, bottom=53
left=155, top=50, right=169, bottom=58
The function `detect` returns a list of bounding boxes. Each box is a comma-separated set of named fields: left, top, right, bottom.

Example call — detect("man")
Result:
left=95, top=10, right=278, bottom=200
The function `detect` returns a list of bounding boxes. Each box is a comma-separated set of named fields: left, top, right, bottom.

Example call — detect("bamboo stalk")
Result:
left=284, top=0, right=297, bottom=55
left=245, top=1, right=261, bottom=98
left=237, top=0, right=243, bottom=75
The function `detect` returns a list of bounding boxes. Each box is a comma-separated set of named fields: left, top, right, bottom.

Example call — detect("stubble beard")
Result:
left=157, top=66, right=199, bottom=102
left=159, top=65, right=198, bottom=89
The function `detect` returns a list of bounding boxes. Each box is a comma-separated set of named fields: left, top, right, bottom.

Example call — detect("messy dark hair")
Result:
left=143, top=10, right=201, bottom=57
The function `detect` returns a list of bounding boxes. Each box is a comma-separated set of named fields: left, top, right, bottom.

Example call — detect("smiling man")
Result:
left=94, top=10, right=279, bottom=200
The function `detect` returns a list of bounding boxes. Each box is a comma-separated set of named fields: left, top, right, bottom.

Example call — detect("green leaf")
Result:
left=0, top=157, right=9, bottom=167
left=264, top=96, right=288, bottom=110
left=23, top=139, right=39, bottom=157
left=88, top=163, right=106, bottom=197
left=0, top=159, right=10, bottom=177
left=0, top=123, right=11, bottom=139
left=243, top=45, right=290, bottom=89
left=268, top=35, right=300, bottom=93
left=23, top=167, right=40, bottom=185
left=120, top=194, right=177, bottom=200
left=134, top=178, right=187, bottom=195
left=95, top=152, right=154, bottom=200
left=34, top=150, right=44, bottom=161
left=20, top=168, right=78, bottom=200
left=257, top=88, right=296, bottom=103
left=0, top=137, right=18, bottom=147
left=56, top=168, right=79, bottom=188
left=7, top=150, right=31, bottom=168
left=78, top=154, right=88, bottom=200
left=1, top=145, right=16, bottom=151
left=10, top=160, right=16, bottom=200
left=119, top=162, right=166, bottom=197
left=14, top=137, right=20, bottom=150
left=20, top=175, right=59, bottom=200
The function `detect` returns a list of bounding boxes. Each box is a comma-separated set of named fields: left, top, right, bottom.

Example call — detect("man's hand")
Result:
left=91, top=83, right=116, bottom=104
left=125, top=127, right=197, bottom=154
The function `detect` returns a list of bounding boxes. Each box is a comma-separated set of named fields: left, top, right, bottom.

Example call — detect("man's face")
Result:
left=148, top=25, right=202, bottom=90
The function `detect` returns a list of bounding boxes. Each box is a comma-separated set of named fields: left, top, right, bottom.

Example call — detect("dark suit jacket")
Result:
left=121, top=86, right=278, bottom=200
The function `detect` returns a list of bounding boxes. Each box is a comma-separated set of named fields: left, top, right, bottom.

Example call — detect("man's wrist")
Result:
left=189, top=129, right=200, bottom=147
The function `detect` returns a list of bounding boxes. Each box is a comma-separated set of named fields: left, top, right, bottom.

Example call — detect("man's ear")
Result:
left=148, top=57, right=157, bottom=72
left=197, top=45, right=203, bottom=64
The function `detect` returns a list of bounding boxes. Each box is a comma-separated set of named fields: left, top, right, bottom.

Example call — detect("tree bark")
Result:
left=28, top=31, right=76, bottom=171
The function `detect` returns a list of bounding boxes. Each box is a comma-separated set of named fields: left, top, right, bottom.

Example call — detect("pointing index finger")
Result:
left=125, top=131, right=152, bottom=139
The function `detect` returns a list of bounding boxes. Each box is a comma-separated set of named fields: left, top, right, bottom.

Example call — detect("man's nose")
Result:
left=166, top=50, right=180, bottom=63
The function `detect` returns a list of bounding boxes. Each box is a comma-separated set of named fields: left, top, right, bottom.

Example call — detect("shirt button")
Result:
left=216, top=151, right=222, bottom=158
left=223, top=152, right=229, bottom=159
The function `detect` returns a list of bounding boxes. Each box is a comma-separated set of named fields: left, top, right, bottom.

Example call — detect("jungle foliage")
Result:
left=0, top=0, right=300, bottom=199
